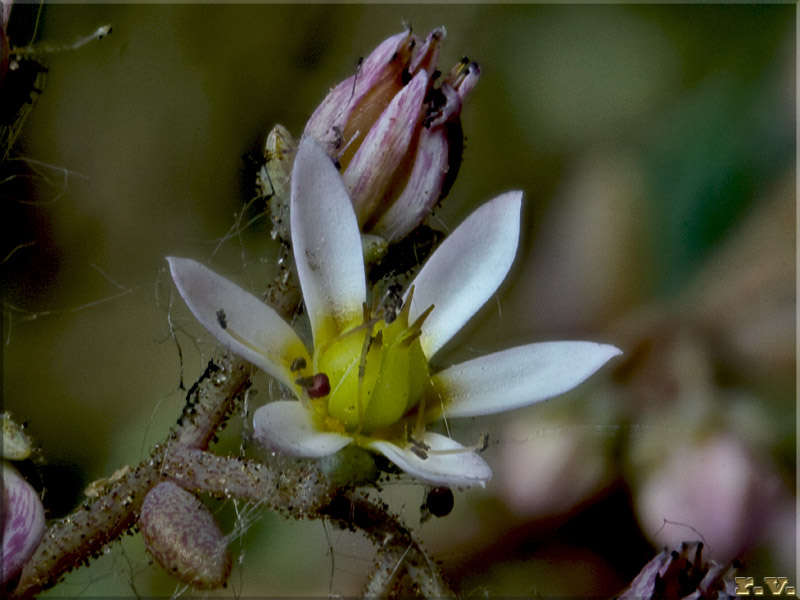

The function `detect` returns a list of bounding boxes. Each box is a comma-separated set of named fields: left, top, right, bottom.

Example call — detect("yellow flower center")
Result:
left=311, top=295, right=433, bottom=435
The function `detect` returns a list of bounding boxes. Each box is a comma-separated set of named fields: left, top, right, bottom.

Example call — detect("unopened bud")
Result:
left=303, top=28, right=480, bottom=243
left=140, top=481, right=231, bottom=589
left=2, top=462, right=45, bottom=584
left=2, top=413, right=33, bottom=461
left=257, top=124, right=296, bottom=242
left=319, top=445, right=379, bottom=487
left=634, top=434, right=777, bottom=565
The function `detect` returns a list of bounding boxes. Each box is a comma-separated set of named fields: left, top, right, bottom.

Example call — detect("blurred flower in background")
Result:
left=633, top=432, right=792, bottom=566
left=422, top=7, right=794, bottom=595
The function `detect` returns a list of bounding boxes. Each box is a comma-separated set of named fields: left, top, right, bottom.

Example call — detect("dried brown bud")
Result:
left=617, top=542, right=738, bottom=599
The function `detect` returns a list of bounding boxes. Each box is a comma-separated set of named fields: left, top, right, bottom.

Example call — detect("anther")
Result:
left=407, top=434, right=431, bottom=460
left=410, top=303, right=435, bottom=331
left=410, top=446, right=428, bottom=460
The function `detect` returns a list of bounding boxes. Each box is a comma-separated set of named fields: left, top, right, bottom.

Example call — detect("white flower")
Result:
left=168, top=138, right=621, bottom=488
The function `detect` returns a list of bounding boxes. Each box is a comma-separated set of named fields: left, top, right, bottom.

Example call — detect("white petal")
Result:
left=253, top=401, right=352, bottom=458
left=432, top=341, right=622, bottom=418
left=407, top=191, right=522, bottom=359
left=368, top=431, right=492, bottom=488
left=168, top=257, right=309, bottom=392
left=291, top=138, right=366, bottom=346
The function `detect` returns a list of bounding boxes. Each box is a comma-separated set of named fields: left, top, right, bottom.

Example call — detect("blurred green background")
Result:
left=2, top=4, right=795, bottom=597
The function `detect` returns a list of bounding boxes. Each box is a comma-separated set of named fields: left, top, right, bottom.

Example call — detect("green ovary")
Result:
left=316, top=313, right=430, bottom=434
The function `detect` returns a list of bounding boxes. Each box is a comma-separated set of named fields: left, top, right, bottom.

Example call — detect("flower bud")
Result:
left=304, top=28, right=480, bottom=242
left=139, top=481, right=231, bottom=589
left=256, top=124, right=296, bottom=242
left=2, top=462, right=45, bottom=584
left=2, top=413, right=33, bottom=461
left=497, top=421, right=610, bottom=518
left=319, top=445, right=379, bottom=487
left=257, top=125, right=390, bottom=264
left=633, top=434, right=782, bottom=565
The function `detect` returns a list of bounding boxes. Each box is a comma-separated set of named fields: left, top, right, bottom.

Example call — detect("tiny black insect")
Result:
left=216, top=309, right=228, bottom=329
left=424, top=486, right=454, bottom=518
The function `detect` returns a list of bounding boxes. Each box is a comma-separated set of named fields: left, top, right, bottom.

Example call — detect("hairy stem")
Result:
left=10, top=261, right=299, bottom=597
left=11, top=349, right=252, bottom=598
left=161, top=446, right=339, bottom=515
left=323, top=494, right=457, bottom=599
left=161, top=448, right=455, bottom=599
left=10, top=259, right=451, bottom=598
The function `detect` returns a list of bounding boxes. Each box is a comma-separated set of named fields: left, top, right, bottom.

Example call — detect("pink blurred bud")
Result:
left=304, top=28, right=479, bottom=242
left=2, top=462, right=45, bottom=584
left=634, top=434, right=786, bottom=565
left=498, top=422, right=611, bottom=518
left=140, top=481, right=231, bottom=589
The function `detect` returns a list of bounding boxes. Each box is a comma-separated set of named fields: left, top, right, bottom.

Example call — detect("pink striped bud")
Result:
left=2, top=462, right=45, bottom=584
left=303, top=28, right=480, bottom=242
